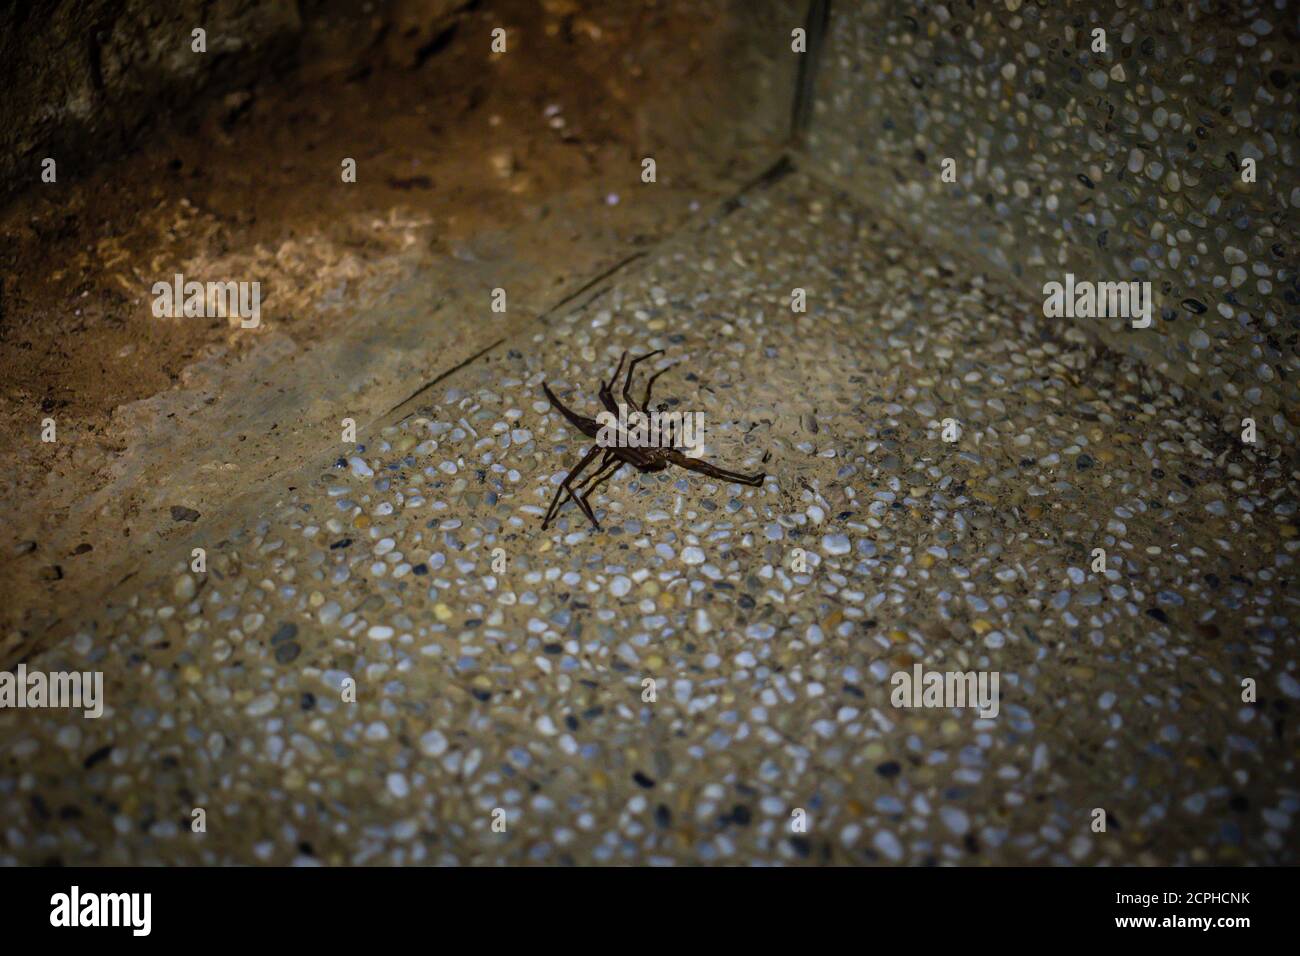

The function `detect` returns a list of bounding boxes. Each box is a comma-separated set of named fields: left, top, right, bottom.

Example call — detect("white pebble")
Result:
left=822, top=534, right=851, bottom=556
left=386, top=773, right=409, bottom=798
left=873, top=829, right=904, bottom=861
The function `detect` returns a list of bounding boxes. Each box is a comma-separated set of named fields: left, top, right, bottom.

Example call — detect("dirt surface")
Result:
left=0, top=0, right=798, bottom=661
left=2, top=1, right=732, bottom=424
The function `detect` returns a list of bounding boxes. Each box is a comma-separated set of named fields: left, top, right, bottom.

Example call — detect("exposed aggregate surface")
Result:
left=3, top=171, right=1297, bottom=865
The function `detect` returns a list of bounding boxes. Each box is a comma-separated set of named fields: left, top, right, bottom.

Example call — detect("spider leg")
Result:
left=640, top=360, right=677, bottom=409
left=544, top=381, right=601, bottom=437
left=598, top=385, right=619, bottom=416
left=675, top=456, right=766, bottom=487
left=609, top=351, right=628, bottom=386
left=564, top=450, right=625, bottom=528
left=658, top=415, right=676, bottom=450
left=599, top=352, right=628, bottom=415
left=542, top=445, right=602, bottom=529
left=568, top=462, right=608, bottom=528
left=546, top=451, right=613, bottom=527
left=576, top=454, right=623, bottom=524
left=622, top=350, right=664, bottom=412
left=663, top=409, right=699, bottom=452
left=571, top=449, right=617, bottom=495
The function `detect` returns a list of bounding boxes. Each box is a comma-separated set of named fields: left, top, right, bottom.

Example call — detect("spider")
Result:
left=541, top=350, right=767, bottom=530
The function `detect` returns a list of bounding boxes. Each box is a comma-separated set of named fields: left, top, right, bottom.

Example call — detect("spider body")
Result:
left=541, top=350, right=766, bottom=530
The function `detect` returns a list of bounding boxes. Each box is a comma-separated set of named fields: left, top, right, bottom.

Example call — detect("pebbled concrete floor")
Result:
left=2, top=168, right=1296, bottom=865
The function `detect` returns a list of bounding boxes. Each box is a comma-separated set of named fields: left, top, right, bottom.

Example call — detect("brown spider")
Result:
left=541, top=350, right=767, bottom=530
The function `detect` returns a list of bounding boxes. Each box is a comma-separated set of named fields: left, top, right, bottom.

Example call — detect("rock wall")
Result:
left=1, top=0, right=298, bottom=198
left=0, top=0, right=468, bottom=204
left=806, top=0, right=1298, bottom=446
